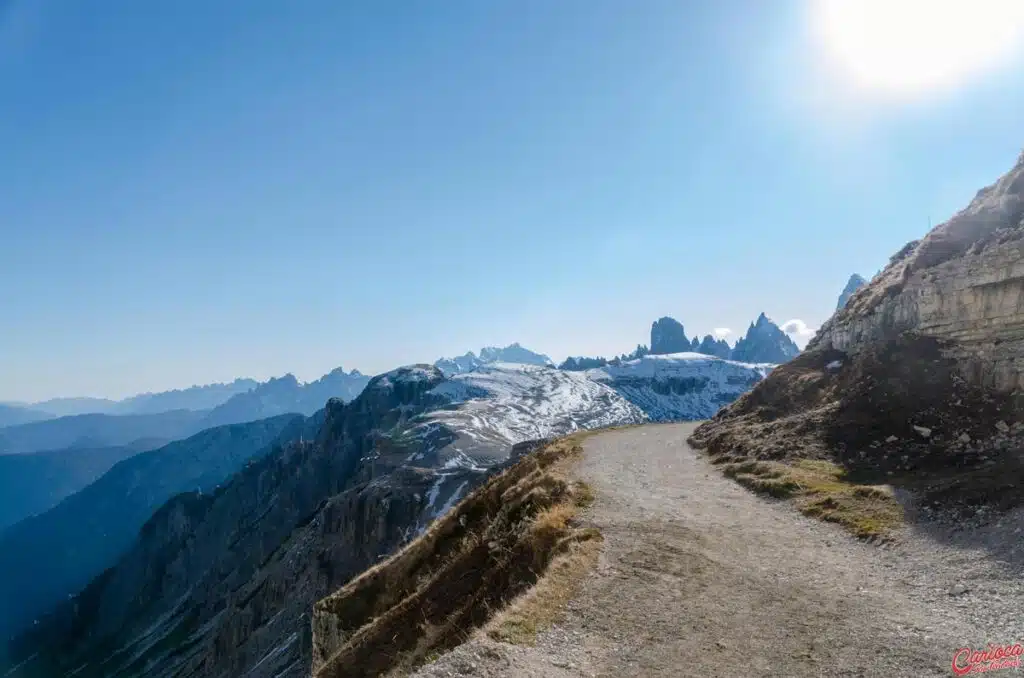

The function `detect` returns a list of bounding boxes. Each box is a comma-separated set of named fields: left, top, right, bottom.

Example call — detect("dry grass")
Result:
left=310, top=433, right=602, bottom=678
left=713, top=455, right=904, bottom=541
left=485, top=533, right=601, bottom=646
left=484, top=475, right=602, bottom=647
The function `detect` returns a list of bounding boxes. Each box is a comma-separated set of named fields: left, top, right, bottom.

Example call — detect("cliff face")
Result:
left=813, top=152, right=1024, bottom=394
left=691, top=151, right=1024, bottom=514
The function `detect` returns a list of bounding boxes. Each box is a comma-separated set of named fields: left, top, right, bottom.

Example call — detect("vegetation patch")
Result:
left=310, top=434, right=602, bottom=678
left=484, top=480, right=601, bottom=646
left=712, top=454, right=903, bottom=541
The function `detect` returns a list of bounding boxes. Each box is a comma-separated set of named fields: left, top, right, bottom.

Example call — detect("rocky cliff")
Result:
left=813, top=152, right=1024, bottom=394
left=691, top=151, right=1024, bottom=514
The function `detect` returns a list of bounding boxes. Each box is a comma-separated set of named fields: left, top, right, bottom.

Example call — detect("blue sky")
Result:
left=2, top=0, right=1023, bottom=401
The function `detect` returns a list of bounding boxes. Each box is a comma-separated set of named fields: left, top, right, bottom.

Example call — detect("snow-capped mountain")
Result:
left=587, top=353, right=774, bottom=421
left=434, top=342, right=554, bottom=375
left=422, top=363, right=647, bottom=465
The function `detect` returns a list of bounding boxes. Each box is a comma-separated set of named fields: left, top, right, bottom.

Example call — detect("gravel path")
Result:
left=415, top=423, right=1024, bottom=677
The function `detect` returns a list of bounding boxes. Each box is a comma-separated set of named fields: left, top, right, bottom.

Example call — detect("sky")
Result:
left=2, top=0, right=1024, bottom=402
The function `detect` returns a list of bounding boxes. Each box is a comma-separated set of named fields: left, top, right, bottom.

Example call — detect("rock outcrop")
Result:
left=691, top=150, right=1024, bottom=514
left=650, top=317, right=690, bottom=354
left=697, top=334, right=732, bottom=359
left=812, top=154, right=1024, bottom=394
left=730, top=313, right=800, bottom=364
left=837, top=274, right=868, bottom=310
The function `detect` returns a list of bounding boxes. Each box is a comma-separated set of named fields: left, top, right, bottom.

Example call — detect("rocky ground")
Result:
left=414, top=423, right=1024, bottom=678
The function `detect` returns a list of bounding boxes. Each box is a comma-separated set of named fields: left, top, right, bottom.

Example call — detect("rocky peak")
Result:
left=351, top=365, right=445, bottom=414
left=730, top=313, right=800, bottom=364
left=837, top=274, right=868, bottom=310
left=697, top=334, right=732, bottom=359
left=650, top=317, right=690, bottom=354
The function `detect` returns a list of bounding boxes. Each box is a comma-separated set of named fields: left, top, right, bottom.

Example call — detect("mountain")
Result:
left=0, top=439, right=164, bottom=532
left=696, top=334, right=732, bottom=359
left=729, top=313, right=801, bottom=364
left=0, top=414, right=310, bottom=644
left=28, top=397, right=118, bottom=417
left=558, top=355, right=609, bottom=370
left=111, top=379, right=260, bottom=415
left=434, top=343, right=554, bottom=375
left=649, top=317, right=690, bottom=354
left=5, top=358, right=770, bottom=677
left=836, top=273, right=868, bottom=310
left=0, top=410, right=208, bottom=455
left=0, top=404, right=52, bottom=428
left=691, top=151, right=1024, bottom=518
left=588, top=354, right=773, bottom=420
left=199, top=369, right=370, bottom=429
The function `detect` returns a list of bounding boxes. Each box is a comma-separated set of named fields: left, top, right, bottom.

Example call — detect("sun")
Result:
left=810, top=0, right=1024, bottom=100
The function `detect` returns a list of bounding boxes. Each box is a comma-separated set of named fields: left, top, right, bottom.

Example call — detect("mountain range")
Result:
left=1, top=371, right=369, bottom=433
left=5, top=354, right=771, bottom=677
left=563, top=312, right=801, bottom=370
left=0, top=368, right=370, bottom=457
left=433, top=343, right=554, bottom=375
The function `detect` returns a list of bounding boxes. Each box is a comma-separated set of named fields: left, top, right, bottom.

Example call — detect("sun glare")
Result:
left=811, top=0, right=1024, bottom=100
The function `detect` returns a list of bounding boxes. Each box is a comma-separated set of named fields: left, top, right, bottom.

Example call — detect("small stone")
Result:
left=958, top=433, right=972, bottom=444
left=886, top=435, right=899, bottom=443
left=715, top=641, right=728, bottom=650
left=912, top=425, right=932, bottom=438
left=996, top=420, right=1010, bottom=433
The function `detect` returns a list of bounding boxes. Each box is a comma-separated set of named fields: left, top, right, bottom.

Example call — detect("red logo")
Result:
left=952, top=644, right=1023, bottom=675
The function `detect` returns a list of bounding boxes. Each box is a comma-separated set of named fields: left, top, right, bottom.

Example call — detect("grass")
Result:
left=310, top=433, right=603, bottom=678
left=485, top=478, right=602, bottom=646
left=714, top=455, right=903, bottom=541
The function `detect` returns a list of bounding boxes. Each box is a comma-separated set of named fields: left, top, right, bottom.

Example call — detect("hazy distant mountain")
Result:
left=0, top=410, right=208, bottom=455
left=111, top=378, right=260, bottom=415
left=25, top=397, right=118, bottom=418
left=28, top=380, right=260, bottom=418
left=0, top=438, right=165, bottom=532
left=0, top=413, right=311, bottom=642
left=649, top=317, right=690, bottom=354
left=435, top=343, right=554, bottom=375
left=200, top=369, right=370, bottom=429
left=0, top=404, right=53, bottom=428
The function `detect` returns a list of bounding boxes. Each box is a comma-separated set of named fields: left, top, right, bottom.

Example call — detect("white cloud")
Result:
left=781, top=319, right=817, bottom=348
left=712, top=328, right=732, bottom=339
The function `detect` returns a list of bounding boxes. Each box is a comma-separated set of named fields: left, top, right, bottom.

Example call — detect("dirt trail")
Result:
left=415, top=423, right=1024, bottom=678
